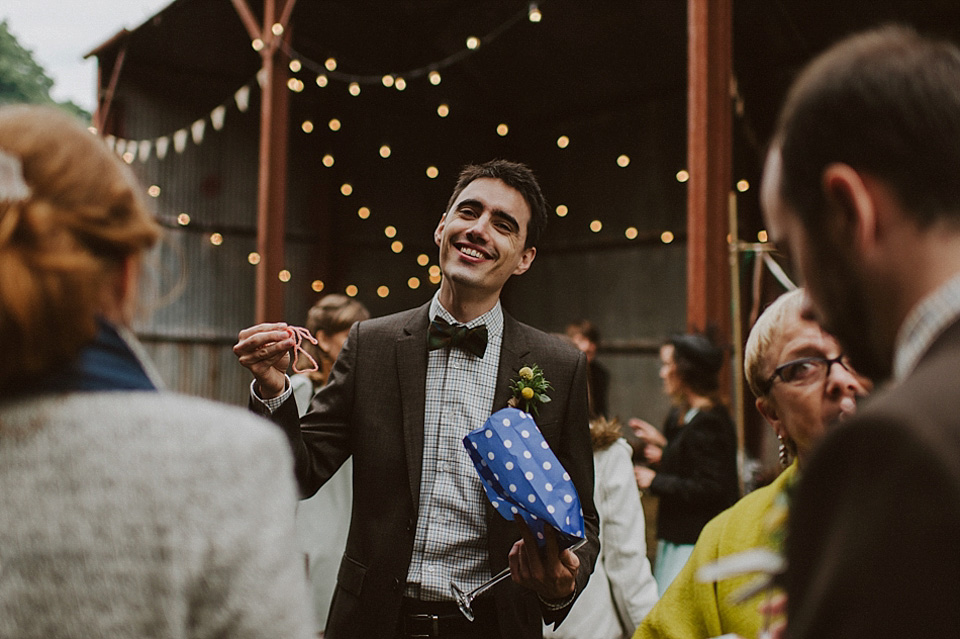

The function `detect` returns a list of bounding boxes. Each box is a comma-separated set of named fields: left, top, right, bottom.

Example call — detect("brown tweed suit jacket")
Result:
left=264, top=301, right=600, bottom=639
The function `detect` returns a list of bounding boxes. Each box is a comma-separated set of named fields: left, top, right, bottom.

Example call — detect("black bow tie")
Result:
left=427, top=317, right=488, bottom=358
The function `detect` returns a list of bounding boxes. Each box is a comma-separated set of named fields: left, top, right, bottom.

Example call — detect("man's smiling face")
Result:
left=433, top=177, right=536, bottom=301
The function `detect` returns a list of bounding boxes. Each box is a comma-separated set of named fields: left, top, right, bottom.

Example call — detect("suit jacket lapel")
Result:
left=398, top=302, right=431, bottom=510
left=493, top=313, right=532, bottom=420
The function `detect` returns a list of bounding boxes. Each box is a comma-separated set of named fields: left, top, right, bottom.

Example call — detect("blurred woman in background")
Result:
left=0, top=105, right=312, bottom=638
left=631, top=333, right=739, bottom=595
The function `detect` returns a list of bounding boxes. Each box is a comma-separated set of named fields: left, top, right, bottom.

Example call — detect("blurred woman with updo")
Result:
left=630, top=333, right=740, bottom=595
left=0, top=105, right=312, bottom=638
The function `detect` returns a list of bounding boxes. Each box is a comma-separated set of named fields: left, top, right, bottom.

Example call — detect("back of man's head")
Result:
left=446, top=159, right=548, bottom=249
left=774, top=25, right=960, bottom=231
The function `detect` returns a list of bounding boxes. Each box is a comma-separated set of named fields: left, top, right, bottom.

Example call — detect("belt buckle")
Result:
left=407, top=612, right=441, bottom=638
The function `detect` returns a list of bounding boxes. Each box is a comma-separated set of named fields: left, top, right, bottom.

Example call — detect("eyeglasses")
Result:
left=763, top=354, right=851, bottom=394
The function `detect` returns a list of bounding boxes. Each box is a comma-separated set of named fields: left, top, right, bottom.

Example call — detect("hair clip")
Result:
left=0, top=149, right=31, bottom=204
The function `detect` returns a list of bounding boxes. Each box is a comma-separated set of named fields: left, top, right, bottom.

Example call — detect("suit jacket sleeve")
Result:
left=255, top=322, right=359, bottom=499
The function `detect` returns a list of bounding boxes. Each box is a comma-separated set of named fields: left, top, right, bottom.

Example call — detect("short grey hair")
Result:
left=744, top=289, right=806, bottom=398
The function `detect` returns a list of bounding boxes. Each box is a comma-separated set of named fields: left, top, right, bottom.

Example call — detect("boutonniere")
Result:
left=507, top=364, right=553, bottom=416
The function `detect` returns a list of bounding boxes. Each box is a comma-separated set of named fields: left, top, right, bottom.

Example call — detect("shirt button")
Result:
left=426, top=565, right=435, bottom=573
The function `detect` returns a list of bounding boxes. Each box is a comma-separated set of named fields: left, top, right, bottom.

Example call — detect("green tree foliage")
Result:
left=0, top=20, right=90, bottom=120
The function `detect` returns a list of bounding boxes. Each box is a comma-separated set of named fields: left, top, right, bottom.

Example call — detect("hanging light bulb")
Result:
left=429, top=70, right=442, bottom=85
left=528, top=3, right=542, bottom=22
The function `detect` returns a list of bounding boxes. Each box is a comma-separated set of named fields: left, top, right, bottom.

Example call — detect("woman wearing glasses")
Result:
left=633, top=288, right=870, bottom=639
left=631, top=332, right=740, bottom=596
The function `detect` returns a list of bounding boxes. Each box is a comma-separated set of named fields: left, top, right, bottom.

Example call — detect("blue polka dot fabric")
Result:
left=463, top=407, right=585, bottom=549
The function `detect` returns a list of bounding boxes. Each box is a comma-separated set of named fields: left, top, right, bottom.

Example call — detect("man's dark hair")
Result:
left=773, top=25, right=960, bottom=231
left=445, top=159, right=548, bottom=248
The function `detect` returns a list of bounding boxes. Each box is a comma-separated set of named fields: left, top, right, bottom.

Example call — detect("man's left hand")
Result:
left=507, top=517, right=579, bottom=601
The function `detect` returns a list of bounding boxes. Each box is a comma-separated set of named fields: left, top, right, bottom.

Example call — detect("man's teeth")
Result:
left=460, top=247, right=484, bottom=259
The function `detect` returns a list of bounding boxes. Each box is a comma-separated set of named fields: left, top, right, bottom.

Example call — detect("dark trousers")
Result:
left=396, top=597, right=502, bottom=639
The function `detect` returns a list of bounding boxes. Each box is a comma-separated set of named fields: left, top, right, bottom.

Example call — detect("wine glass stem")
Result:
left=468, top=567, right=512, bottom=600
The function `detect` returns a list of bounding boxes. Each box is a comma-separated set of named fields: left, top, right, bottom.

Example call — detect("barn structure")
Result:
left=85, top=0, right=960, bottom=475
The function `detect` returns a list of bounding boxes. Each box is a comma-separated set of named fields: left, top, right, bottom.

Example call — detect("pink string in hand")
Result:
left=287, top=325, right=320, bottom=374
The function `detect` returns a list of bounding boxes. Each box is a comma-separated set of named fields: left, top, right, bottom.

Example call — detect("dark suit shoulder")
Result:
left=505, top=314, right=582, bottom=363
left=856, top=323, right=960, bottom=463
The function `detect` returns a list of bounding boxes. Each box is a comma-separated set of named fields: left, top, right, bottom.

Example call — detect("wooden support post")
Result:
left=95, top=45, right=127, bottom=134
left=231, top=0, right=297, bottom=323
left=686, top=0, right=733, bottom=346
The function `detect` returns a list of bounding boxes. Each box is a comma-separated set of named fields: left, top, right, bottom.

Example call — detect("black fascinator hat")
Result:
left=666, top=333, right=724, bottom=395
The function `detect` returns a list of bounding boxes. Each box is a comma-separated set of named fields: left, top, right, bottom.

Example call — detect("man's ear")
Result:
left=822, top=163, right=878, bottom=255
left=512, top=246, right=537, bottom=276
left=434, top=212, right=446, bottom=248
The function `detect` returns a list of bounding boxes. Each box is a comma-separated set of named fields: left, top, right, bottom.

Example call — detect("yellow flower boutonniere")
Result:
left=508, top=364, right=552, bottom=416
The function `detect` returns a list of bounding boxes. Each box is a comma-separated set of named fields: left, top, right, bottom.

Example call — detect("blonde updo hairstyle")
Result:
left=0, top=105, right=161, bottom=387
left=744, top=288, right=806, bottom=398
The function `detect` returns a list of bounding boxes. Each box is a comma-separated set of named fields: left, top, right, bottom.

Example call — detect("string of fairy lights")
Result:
left=106, top=1, right=766, bottom=302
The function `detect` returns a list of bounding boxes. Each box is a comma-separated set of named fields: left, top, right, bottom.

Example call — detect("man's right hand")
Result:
left=233, top=323, right=295, bottom=399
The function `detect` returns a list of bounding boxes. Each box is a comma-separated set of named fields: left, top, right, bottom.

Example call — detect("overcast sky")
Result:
left=3, top=0, right=172, bottom=112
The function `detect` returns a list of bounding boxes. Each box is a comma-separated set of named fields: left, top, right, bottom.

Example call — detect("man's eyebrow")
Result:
left=491, top=209, right=520, bottom=231
left=455, top=198, right=483, bottom=210
left=454, top=198, right=521, bottom=232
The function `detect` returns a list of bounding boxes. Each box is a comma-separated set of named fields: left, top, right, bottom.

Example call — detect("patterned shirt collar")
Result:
left=428, top=292, right=504, bottom=339
left=893, top=271, right=960, bottom=381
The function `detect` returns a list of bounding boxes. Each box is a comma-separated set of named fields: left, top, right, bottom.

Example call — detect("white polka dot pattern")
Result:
left=462, top=407, right=585, bottom=548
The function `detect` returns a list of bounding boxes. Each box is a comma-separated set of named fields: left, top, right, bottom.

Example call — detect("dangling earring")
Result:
left=778, top=435, right=790, bottom=468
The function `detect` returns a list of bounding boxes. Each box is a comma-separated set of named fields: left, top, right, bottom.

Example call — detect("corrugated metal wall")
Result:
left=119, top=83, right=311, bottom=405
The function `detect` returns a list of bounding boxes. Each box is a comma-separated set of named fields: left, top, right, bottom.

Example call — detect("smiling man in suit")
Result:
left=761, top=26, right=960, bottom=639
left=234, top=160, right=599, bottom=639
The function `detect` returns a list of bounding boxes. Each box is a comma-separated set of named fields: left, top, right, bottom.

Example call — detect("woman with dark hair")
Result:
left=630, top=333, right=739, bottom=595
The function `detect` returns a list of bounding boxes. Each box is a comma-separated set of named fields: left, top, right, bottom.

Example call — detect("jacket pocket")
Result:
left=337, top=553, right=367, bottom=597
